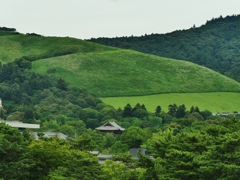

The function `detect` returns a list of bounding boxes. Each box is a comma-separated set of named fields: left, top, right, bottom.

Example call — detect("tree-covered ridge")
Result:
left=89, top=14, right=240, bottom=82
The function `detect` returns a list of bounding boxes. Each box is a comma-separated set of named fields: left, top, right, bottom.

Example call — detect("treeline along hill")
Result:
left=90, top=15, right=240, bottom=82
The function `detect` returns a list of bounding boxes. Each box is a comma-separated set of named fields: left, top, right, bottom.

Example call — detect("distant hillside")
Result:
left=89, top=15, right=240, bottom=82
left=32, top=50, right=240, bottom=97
left=0, top=28, right=240, bottom=97
left=0, top=28, right=115, bottom=64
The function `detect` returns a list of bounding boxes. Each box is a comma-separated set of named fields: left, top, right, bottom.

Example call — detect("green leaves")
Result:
left=109, top=141, right=128, bottom=154
left=0, top=123, right=33, bottom=180
left=144, top=120, right=240, bottom=180
left=120, top=126, right=147, bottom=148
left=48, top=150, right=103, bottom=180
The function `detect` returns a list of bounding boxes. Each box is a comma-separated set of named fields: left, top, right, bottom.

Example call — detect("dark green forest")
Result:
left=2, top=106, right=240, bottom=179
left=89, top=15, right=240, bottom=81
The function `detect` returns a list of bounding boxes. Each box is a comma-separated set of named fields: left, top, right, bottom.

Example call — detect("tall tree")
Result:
left=176, top=104, right=186, bottom=118
left=122, top=103, right=133, bottom=117
left=120, top=126, right=147, bottom=148
left=155, top=105, right=162, bottom=117
left=168, top=103, right=177, bottom=117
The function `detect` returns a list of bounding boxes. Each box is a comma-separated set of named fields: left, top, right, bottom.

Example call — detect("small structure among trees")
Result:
left=95, top=121, right=125, bottom=134
left=0, top=120, right=40, bottom=131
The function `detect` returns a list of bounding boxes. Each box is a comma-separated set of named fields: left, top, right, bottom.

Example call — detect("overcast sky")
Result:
left=1, top=0, right=240, bottom=39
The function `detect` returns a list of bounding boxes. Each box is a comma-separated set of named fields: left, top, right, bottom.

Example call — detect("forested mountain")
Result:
left=89, top=14, right=240, bottom=82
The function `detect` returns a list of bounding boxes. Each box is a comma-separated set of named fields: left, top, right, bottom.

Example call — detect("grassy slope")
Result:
left=101, top=92, right=240, bottom=113
left=32, top=49, right=240, bottom=97
left=0, top=34, right=114, bottom=63
left=1, top=32, right=240, bottom=99
left=89, top=15, right=240, bottom=82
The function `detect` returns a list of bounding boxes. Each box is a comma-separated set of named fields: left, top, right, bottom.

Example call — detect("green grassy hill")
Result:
left=32, top=50, right=240, bottom=97
left=0, top=30, right=114, bottom=64
left=1, top=28, right=240, bottom=97
left=89, top=15, right=240, bottom=82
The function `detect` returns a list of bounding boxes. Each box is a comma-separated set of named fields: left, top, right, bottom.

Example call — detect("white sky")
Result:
left=0, top=0, right=240, bottom=39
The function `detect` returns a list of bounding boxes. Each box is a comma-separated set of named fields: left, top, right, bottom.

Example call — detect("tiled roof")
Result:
left=0, top=120, right=40, bottom=129
left=33, top=132, right=67, bottom=140
left=96, top=121, right=125, bottom=131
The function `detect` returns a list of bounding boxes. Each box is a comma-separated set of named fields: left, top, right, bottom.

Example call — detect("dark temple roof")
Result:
left=96, top=121, right=125, bottom=131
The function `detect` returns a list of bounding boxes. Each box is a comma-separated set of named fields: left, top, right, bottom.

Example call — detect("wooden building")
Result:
left=95, top=121, right=125, bottom=134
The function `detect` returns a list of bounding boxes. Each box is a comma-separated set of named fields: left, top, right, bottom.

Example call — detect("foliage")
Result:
left=48, top=150, right=103, bottom=180
left=102, top=133, right=117, bottom=149
left=102, top=160, right=131, bottom=180
left=0, top=123, right=33, bottom=180
left=27, top=138, right=69, bottom=179
left=120, top=126, right=148, bottom=148
left=56, top=78, right=68, bottom=90
left=143, top=118, right=240, bottom=180
left=109, top=141, right=129, bottom=154
left=2, top=115, right=240, bottom=179
left=71, top=133, right=96, bottom=151
left=145, top=116, right=162, bottom=127
left=90, top=15, right=240, bottom=82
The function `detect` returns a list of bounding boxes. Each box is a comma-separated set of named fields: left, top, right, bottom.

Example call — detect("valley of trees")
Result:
left=90, top=14, right=240, bottom=82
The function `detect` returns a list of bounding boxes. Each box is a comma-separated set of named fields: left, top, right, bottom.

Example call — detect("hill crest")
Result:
left=89, top=14, right=240, bottom=82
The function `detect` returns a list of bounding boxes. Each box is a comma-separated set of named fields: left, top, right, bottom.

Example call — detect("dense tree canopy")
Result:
left=0, top=123, right=33, bottom=180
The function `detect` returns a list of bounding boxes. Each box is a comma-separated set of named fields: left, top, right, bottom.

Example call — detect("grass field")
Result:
left=32, top=50, right=240, bottom=97
left=100, top=92, right=240, bottom=113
